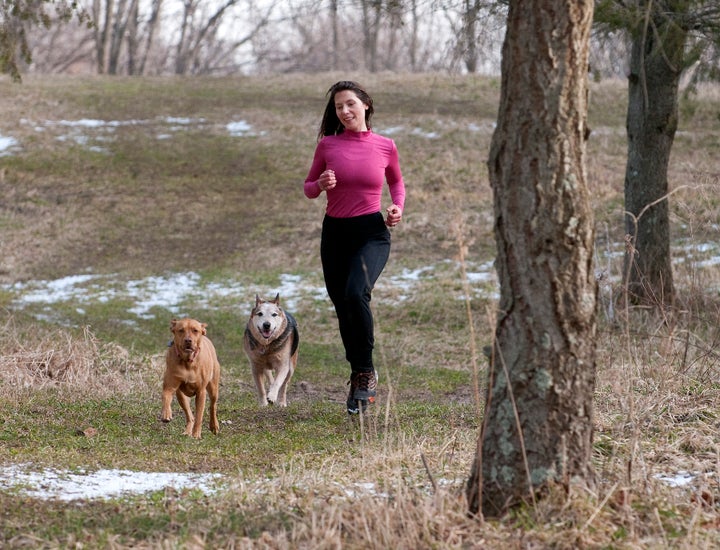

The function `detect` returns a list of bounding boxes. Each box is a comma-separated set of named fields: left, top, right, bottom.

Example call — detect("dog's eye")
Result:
left=272, top=313, right=278, bottom=317
left=256, top=312, right=263, bottom=317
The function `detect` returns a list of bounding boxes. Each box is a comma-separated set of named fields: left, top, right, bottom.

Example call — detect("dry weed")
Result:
left=0, top=317, right=151, bottom=400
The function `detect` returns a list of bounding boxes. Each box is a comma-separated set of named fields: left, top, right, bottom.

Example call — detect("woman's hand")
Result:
left=385, top=204, right=403, bottom=227
left=317, top=169, right=336, bottom=192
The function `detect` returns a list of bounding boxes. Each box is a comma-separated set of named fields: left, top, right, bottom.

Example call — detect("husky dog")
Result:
left=243, top=294, right=299, bottom=407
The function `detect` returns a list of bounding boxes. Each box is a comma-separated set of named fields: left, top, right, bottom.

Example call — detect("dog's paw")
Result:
left=267, top=389, right=279, bottom=405
left=159, top=415, right=172, bottom=423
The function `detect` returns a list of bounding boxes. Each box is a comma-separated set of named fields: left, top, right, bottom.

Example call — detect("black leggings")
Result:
left=321, top=212, right=391, bottom=374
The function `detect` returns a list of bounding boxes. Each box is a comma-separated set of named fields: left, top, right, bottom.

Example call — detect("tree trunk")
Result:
left=107, top=0, right=130, bottom=75
left=360, top=0, right=381, bottom=72
left=409, top=0, right=419, bottom=72
left=462, top=0, right=479, bottom=73
left=93, top=0, right=114, bottom=74
left=623, top=3, right=686, bottom=308
left=175, top=0, right=193, bottom=75
left=467, top=0, right=597, bottom=518
left=126, top=0, right=139, bottom=74
left=138, top=0, right=163, bottom=75
left=330, top=0, right=338, bottom=71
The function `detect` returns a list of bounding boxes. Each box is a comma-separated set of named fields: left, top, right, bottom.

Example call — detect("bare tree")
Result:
left=384, top=0, right=403, bottom=70
left=17, top=0, right=514, bottom=76
left=136, top=0, right=163, bottom=75
left=330, top=0, right=339, bottom=70
left=467, top=0, right=597, bottom=517
left=85, top=0, right=162, bottom=75
left=359, top=0, right=383, bottom=72
left=174, top=0, right=276, bottom=75
left=444, top=0, right=505, bottom=73
left=461, top=0, right=480, bottom=72
left=24, top=19, right=95, bottom=74
left=92, top=0, right=113, bottom=73
left=595, top=0, right=720, bottom=308
left=107, top=0, right=139, bottom=74
left=408, top=0, right=419, bottom=70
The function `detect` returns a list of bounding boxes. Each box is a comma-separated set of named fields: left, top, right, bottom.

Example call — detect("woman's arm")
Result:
left=385, top=141, right=406, bottom=211
left=304, top=141, right=326, bottom=199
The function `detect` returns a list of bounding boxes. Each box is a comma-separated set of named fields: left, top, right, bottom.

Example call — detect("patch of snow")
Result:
left=340, top=481, right=390, bottom=499
left=126, top=272, right=204, bottom=319
left=0, top=464, right=223, bottom=502
left=1, top=261, right=500, bottom=323
left=226, top=120, right=257, bottom=137
left=11, top=274, right=99, bottom=303
left=1, top=117, right=260, bottom=158
left=411, top=127, right=440, bottom=139
left=378, top=126, right=404, bottom=136
left=655, top=471, right=697, bottom=488
left=0, top=134, right=19, bottom=156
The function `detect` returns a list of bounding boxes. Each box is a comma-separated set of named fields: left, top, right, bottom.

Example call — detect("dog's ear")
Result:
left=170, top=319, right=178, bottom=332
left=201, top=323, right=207, bottom=335
left=255, top=294, right=262, bottom=306
left=272, top=293, right=280, bottom=304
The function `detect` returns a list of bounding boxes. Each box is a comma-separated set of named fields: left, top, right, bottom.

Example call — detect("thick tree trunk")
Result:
left=623, top=4, right=686, bottom=308
left=467, top=0, right=597, bottom=517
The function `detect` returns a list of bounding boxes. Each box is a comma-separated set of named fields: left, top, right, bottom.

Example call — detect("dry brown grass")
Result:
left=3, top=296, right=720, bottom=547
left=0, top=318, right=152, bottom=400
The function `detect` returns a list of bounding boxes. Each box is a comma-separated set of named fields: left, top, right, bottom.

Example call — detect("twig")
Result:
left=420, top=452, right=437, bottom=494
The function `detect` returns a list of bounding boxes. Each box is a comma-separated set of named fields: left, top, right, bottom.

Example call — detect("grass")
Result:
left=1, top=72, right=720, bottom=547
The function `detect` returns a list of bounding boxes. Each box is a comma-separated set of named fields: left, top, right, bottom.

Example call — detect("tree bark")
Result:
left=330, top=0, right=338, bottom=71
left=622, top=2, right=686, bottom=308
left=93, top=0, right=114, bottom=74
left=126, top=0, right=139, bottom=74
left=360, top=0, right=382, bottom=72
left=467, top=0, right=597, bottom=517
left=462, top=0, right=480, bottom=73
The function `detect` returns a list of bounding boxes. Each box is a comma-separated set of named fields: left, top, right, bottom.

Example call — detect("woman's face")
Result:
left=334, top=90, right=368, bottom=133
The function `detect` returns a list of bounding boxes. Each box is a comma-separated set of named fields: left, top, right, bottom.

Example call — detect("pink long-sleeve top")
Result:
left=303, top=130, right=406, bottom=218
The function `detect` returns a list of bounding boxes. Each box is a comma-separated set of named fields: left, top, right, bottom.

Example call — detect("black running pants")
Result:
left=321, top=212, right=391, bottom=374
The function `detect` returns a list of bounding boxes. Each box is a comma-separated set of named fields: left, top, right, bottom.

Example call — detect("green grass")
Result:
left=1, top=72, right=720, bottom=548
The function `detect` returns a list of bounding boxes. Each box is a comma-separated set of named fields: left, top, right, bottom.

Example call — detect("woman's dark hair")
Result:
left=317, top=80, right=374, bottom=141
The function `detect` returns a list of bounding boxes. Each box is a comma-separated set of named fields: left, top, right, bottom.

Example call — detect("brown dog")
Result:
left=243, top=294, right=299, bottom=407
left=160, top=318, right=220, bottom=438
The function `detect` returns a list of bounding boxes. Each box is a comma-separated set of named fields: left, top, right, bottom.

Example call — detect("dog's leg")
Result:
left=277, top=377, right=289, bottom=407
left=192, top=388, right=206, bottom=439
left=160, top=385, right=176, bottom=423
left=267, top=360, right=290, bottom=406
left=208, top=367, right=220, bottom=435
left=253, top=369, right=269, bottom=406
left=176, top=390, right=195, bottom=436
left=278, top=351, right=298, bottom=407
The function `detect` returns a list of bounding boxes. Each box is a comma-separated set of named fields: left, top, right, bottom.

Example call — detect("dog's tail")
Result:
left=286, top=311, right=300, bottom=356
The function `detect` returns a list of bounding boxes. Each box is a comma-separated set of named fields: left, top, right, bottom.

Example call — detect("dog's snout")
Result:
left=262, top=322, right=271, bottom=331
